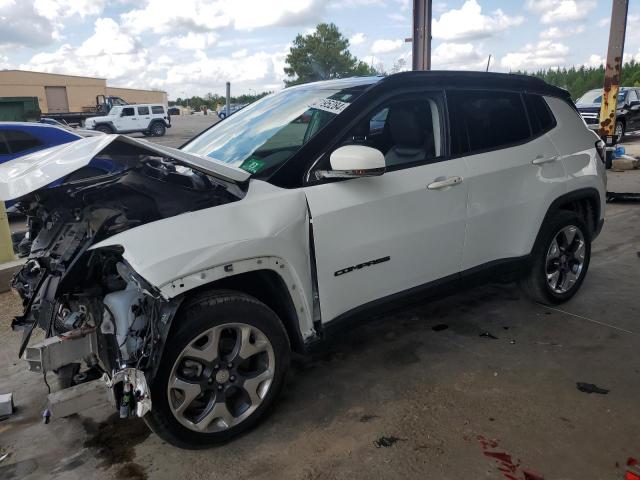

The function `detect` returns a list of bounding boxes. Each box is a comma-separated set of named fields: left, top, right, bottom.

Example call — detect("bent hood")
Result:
left=0, top=134, right=250, bottom=201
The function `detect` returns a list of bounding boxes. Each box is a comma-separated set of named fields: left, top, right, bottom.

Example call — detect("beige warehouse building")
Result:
left=0, top=70, right=167, bottom=114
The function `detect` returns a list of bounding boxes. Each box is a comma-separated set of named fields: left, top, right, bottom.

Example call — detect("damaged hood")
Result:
left=0, top=134, right=250, bottom=201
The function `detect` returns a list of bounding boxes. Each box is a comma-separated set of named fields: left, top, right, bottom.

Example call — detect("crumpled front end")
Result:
left=9, top=140, right=245, bottom=420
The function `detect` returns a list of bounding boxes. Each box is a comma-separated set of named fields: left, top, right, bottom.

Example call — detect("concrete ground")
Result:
left=131, top=113, right=220, bottom=147
left=0, top=119, right=639, bottom=480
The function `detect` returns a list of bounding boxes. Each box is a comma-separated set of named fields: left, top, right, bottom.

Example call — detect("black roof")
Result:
left=376, top=70, right=570, bottom=99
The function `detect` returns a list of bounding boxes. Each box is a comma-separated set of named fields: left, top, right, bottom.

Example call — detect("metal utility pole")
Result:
left=412, top=0, right=432, bottom=70
left=599, top=0, right=629, bottom=144
left=225, top=82, right=231, bottom=117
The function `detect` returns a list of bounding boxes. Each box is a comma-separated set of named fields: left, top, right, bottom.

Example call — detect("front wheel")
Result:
left=520, top=211, right=591, bottom=305
left=145, top=291, right=290, bottom=449
left=94, top=125, right=113, bottom=134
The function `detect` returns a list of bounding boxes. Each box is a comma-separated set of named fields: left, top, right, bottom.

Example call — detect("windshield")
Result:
left=577, top=89, right=626, bottom=105
left=181, top=84, right=370, bottom=177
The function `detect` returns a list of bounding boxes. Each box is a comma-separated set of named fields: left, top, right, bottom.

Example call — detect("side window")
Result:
left=338, top=93, right=445, bottom=169
left=524, top=94, right=556, bottom=136
left=137, top=106, right=149, bottom=115
left=121, top=107, right=135, bottom=117
left=151, top=106, right=165, bottom=114
left=0, top=133, right=9, bottom=155
left=4, top=130, right=43, bottom=154
left=627, top=89, right=638, bottom=104
left=449, top=90, right=531, bottom=154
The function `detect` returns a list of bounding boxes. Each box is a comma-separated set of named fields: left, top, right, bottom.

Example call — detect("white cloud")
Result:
left=232, top=48, right=248, bottom=58
left=526, top=0, right=596, bottom=24
left=121, top=0, right=325, bottom=34
left=160, top=32, right=218, bottom=51
left=349, top=32, right=366, bottom=46
left=585, top=54, right=604, bottom=67
left=34, top=0, right=106, bottom=19
left=540, top=25, right=585, bottom=39
left=77, top=18, right=137, bottom=56
left=0, top=0, right=58, bottom=48
left=371, top=39, right=403, bottom=54
left=432, top=42, right=485, bottom=69
left=500, top=40, right=569, bottom=70
left=433, top=0, right=523, bottom=41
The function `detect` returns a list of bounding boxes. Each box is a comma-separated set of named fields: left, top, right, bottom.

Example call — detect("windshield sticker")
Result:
left=240, top=158, right=266, bottom=174
left=309, top=98, right=350, bottom=114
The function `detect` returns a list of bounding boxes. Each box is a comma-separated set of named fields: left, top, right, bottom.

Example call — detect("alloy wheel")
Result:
left=167, top=323, right=275, bottom=433
left=545, top=225, right=586, bottom=294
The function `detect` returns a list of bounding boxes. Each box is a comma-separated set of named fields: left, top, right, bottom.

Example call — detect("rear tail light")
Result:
left=595, top=140, right=606, bottom=163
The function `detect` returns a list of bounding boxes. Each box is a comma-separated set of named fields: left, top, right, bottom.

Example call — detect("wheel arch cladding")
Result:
left=172, top=269, right=305, bottom=353
left=537, top=188, right=601, bottom=245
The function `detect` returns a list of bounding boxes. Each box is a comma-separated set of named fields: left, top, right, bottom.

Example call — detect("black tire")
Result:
left=520, top=211, right=591, bottom=305
left=615, top=121, right=625, bottom=140
left=218, top=112, right=226, bottom=120
left=144, top=290, right=290, bottom=449
left=95, top=124, right=113, bottom=134
left=150, top=122, right=166, bottom=137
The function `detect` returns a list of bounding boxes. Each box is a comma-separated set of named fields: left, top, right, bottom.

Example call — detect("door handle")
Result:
left=532, top=155, right=558, bottom=165
left=427, top=176, right=463, bottom=190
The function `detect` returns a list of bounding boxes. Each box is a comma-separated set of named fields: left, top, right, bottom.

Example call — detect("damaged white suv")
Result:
left=1, top=72, right=606, bottom=449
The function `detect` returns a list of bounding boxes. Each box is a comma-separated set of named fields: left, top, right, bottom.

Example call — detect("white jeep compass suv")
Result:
left=85, top=104, right=171, bottom=136
left=1, top=72, right=606, bottom=449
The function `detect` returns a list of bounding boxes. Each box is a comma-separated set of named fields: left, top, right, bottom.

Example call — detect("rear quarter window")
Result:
left=152, top=106, right=165, bottom=114
left=0, top=134, right=9, bottom=155
left=449, top=90, right=531, bottom=155
left=3, top=130, right=43, bottom=154
left=524, top=94, right=556, bottom=135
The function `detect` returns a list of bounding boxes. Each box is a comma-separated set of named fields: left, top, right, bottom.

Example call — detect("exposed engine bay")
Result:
left=10, top=143, right=244, bottom=419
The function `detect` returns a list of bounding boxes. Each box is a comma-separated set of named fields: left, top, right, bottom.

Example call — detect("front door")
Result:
left=304, top=92, right=468, bottom=323
left=115, top=107, right=138, bottom=131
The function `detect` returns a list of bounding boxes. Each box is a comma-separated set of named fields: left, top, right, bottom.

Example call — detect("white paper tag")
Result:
left=309, top=98, right=350, bottom=114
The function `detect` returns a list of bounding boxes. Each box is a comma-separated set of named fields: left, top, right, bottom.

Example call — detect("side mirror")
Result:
left=316, top=145, right=385, bottom=180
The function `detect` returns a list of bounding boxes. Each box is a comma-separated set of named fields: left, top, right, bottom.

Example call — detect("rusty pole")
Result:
left=412, top=0, right=432, bottom=70
left=599, top=0, right=629, bottom=144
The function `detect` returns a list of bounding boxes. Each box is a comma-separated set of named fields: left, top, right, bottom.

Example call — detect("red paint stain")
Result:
left=475, top=435, right=544, bottom=480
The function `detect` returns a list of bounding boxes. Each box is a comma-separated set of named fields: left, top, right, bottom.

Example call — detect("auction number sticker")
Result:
left=309, top=98, right=350, bottom=114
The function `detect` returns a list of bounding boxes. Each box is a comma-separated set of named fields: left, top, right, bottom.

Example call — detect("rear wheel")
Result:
left=615, top=121, right=625, bottom=140
left=150, top=122, right=166, bottom=136
left=145, top=291, right=290, bottom=449
left=520, top=211, right=591, bottom=305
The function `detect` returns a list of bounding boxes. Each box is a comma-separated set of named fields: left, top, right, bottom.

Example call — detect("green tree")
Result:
left=284, top=23, right=377, bottom=86
left=518, top=61, right=640, bottom=100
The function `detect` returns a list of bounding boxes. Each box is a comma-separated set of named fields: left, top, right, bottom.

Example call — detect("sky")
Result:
left=1, top=0, right=639, bottom=99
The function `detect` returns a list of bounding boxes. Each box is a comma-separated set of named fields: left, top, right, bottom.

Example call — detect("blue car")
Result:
left=1, top=123, right=119, bottom=212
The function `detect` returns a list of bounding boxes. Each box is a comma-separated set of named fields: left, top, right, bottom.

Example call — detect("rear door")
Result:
left=137, top=106, right=151, bottom=129
left=304, top=91, right=469, bottom=323
left=448, top=89, right=565, bottom=270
